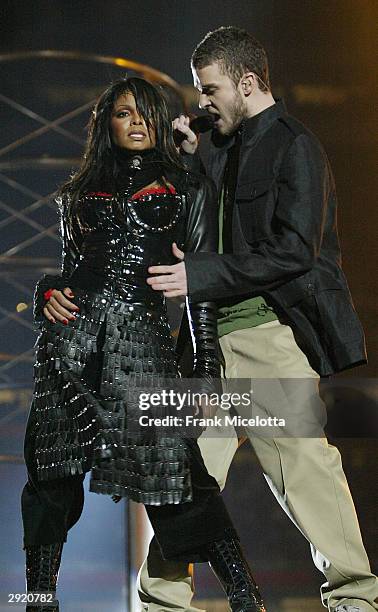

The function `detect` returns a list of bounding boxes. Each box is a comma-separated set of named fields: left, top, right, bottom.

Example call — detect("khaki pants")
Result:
left=137, top=321, right=378, bottom=611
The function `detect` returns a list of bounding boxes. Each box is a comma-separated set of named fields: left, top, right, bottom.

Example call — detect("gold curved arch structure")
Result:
left=0, top=49, right=187, bottom=107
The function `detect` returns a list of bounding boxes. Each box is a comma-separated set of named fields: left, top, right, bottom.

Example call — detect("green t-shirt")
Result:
left=217, top=185, right=277, bottom=338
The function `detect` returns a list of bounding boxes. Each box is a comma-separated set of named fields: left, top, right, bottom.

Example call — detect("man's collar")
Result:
left=210, top=99, right=287, bottom=149
left=239, top=98, right=287, bottom=143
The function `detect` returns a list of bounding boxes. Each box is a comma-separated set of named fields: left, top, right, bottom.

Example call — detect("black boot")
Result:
left=206, top=538, right=266, bottom=612
left=25, top=543, right=63, bottom=611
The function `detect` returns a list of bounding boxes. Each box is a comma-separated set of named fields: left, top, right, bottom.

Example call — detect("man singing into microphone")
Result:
left=139, top=26, right=377, bottom=612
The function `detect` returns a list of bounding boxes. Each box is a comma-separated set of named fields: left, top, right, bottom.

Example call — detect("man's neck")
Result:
left=245, top=92, right=276, bottom=119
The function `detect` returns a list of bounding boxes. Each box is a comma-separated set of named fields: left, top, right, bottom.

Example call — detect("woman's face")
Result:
left=110, top=92, right=156, bottom=151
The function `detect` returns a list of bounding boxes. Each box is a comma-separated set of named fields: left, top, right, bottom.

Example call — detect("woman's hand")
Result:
left=172, top=115, right=198, bottom=155
left=43, top=287, right=80, bottom=324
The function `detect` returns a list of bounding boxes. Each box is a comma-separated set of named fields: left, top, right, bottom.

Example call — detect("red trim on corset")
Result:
left=131, top=185, right=176, bottom=200
left=86, top=187, right=176, bottom=199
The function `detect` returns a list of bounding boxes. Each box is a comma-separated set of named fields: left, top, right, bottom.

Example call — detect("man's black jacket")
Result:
left=185, top=101, right=367, bottom=376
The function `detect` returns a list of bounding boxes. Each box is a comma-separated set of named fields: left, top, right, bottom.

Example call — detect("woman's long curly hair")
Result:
left=60, top=77, right=185, bottom=224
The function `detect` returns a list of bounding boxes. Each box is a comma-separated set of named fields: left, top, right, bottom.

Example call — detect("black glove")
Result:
left=189, top=300, right=224, bottom=397
left=33, top=193, right=83, bottom=329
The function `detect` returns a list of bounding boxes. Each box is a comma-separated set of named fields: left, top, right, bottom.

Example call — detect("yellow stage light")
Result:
left=16, top=302, right=28, bottom=312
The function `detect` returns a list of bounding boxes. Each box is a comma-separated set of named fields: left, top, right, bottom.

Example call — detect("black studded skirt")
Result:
left=26, top=286, right=193, bottom=506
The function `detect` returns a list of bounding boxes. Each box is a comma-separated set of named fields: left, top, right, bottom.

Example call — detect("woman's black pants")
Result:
left=21, top=433, right=235, bottom=563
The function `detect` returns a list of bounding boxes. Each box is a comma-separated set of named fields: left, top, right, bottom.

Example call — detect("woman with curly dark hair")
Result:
left=21, top=77, right=266, bottom=612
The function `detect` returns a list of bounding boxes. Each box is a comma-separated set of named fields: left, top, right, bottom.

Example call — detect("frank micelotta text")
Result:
left=138, top=415, right=286, bottom=428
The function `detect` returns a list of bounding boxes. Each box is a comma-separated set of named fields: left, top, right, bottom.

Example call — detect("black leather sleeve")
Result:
left=183, top=175, right=223, bottom=391
left=59, top=194, right=84, bottom=279
left=185, top=133, right=331, bottom=302
left=33, top=194, right=83, bottom=327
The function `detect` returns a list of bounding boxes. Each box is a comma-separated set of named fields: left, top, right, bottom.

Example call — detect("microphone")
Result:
left=189, top=114, right=215, bottom=133
left=173, top=114, right=215, bottom=146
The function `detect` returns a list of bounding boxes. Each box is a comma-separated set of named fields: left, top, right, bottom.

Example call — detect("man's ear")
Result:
left=240, top=72, right=257, bottom=96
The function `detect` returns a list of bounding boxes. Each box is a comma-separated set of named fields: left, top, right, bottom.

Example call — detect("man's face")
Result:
left=192, top=62, right=247, bottom=135
left=110, top=92, right=156, bottom=150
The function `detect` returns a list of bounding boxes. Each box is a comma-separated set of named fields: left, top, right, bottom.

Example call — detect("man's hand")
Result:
left=147, top=243, right=188, bottom=297
left=172, top=115, right=198, bottom=155
left=43, top=287, right=80, bottom=324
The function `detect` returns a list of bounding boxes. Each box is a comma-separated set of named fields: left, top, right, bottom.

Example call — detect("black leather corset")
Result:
left=69, top=190, right=186, bottom=303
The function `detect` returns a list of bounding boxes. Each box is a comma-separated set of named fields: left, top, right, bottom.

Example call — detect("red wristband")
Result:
left=43, top=288, right=55, bottom=301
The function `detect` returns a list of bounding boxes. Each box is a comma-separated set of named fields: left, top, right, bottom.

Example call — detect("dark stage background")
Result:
left=0, top=2, right=377, bottom=611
